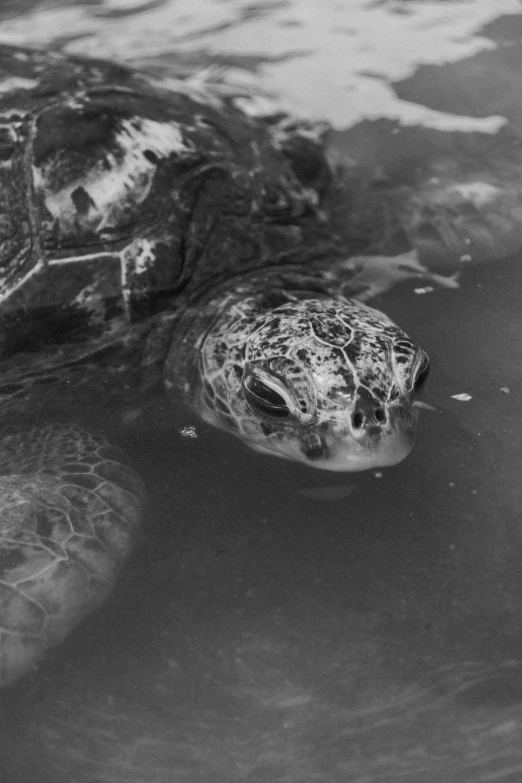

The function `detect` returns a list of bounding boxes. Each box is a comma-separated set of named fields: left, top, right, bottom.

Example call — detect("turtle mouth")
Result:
left=249, top=406, right=417, bottom=472
left=313, top=407, right=418, bottom=472
left=327, top=426, right=415, bottom=471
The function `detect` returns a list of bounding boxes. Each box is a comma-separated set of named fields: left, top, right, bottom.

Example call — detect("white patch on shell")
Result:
left=0, top=109, right=28, bottom=119
left=0, top=76, right=38, bottom=93
left=129, top=238, right=155, bottom=275
left=0, top=122, right=24, bottom=169
left=65, top=91, right=89, bottom=110
left=120, top=238, right=158, bottom=318
left=72, top=282, right=107, bottom=326
left=33, top=116, right=193, bottom=235
left=125, top=117, right=190, bottom=158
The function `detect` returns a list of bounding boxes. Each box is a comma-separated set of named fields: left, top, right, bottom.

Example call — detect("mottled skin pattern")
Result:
left=0, top=45, right=428, bottom=685
left=166, top=275, right=428, bottom=471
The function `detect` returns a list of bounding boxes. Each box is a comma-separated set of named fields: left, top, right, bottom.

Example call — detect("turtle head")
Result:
left=173, top=294, right=429, bottom=472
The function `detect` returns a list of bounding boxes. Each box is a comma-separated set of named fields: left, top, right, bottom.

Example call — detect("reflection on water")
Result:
left=2, top=1, right=522, bottom=781
left=0, top=0, right=516, bottom=130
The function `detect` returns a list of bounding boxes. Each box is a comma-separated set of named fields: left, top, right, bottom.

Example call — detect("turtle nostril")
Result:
left=375, top=408, right=386, bottom=424
left=352, top=411, right=364, bottom=429
left=352, top=408, right=385, bottom=431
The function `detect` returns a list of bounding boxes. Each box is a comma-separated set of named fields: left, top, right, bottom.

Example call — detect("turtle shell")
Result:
left=0, top=45, right=337, bottom=393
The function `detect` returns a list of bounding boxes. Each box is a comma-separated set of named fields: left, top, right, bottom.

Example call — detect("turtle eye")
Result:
left=243, top=374, right=291, bottom=418
left=413, top=355, right=430, bottom=395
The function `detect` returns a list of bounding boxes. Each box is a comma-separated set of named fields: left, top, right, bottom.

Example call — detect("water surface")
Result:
left=2, top=1, right=522, bottom=781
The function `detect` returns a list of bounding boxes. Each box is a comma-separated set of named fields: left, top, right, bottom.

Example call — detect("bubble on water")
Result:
left=180, top=424, right=198, bottom=438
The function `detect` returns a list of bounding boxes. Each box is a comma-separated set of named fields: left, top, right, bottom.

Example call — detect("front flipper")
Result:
left=0, top=424, right=144, bottom=687
left=325, top=250, right=460, bottom=302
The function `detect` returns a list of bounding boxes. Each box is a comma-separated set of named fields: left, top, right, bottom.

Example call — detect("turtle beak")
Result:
left=241, top=406, right=418, bottom=472
left=303, top=406, right=418, bottom=472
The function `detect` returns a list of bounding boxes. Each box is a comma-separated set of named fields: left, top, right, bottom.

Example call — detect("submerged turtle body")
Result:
left=0, top=46, right=429, bottom=686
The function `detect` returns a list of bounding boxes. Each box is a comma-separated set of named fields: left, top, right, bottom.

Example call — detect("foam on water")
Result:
left=0, top=0, right=519, bottom=130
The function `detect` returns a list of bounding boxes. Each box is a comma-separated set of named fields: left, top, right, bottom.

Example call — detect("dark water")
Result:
left=2, top=1, right=522, bottom=781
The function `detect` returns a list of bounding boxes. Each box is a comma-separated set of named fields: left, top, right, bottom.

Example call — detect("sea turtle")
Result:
left=0, top=45, right=429, bottom=687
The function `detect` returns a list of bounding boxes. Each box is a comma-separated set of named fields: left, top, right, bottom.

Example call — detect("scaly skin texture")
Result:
left=166, top=272, right=429, bottom=471
left=0, top=424, right=144, bottom=687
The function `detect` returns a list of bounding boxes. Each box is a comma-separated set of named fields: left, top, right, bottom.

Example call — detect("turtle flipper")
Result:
left=0, top=425, right=144, bottom=687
